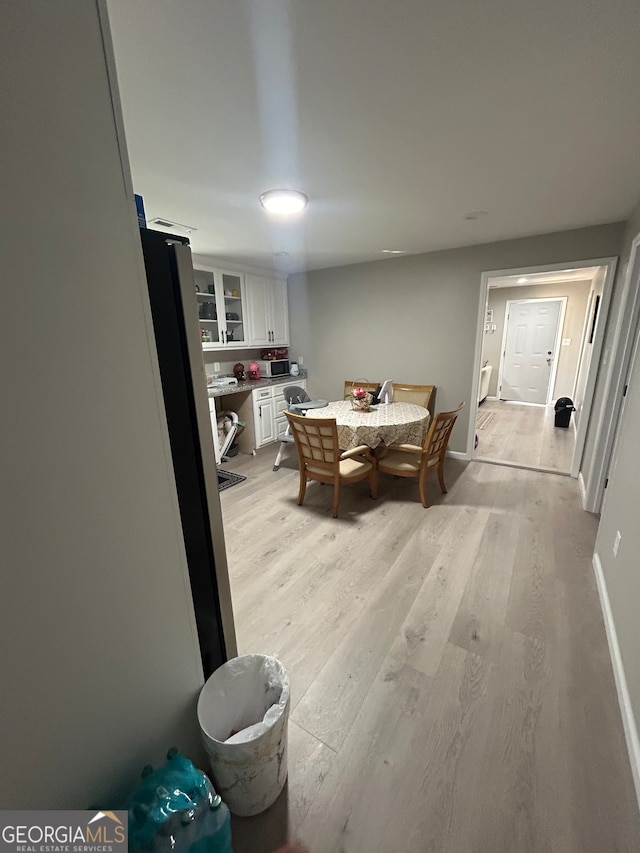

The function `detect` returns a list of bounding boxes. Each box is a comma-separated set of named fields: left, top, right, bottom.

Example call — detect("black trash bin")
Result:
left=554, top=397, right=575, bottom=428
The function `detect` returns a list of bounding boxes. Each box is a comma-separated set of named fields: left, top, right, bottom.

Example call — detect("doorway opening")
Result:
left=469, top=259, right=617, bottom=476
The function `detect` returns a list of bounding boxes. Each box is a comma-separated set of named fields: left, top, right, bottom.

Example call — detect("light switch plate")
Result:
left=562, top=338, right=571, bottom=346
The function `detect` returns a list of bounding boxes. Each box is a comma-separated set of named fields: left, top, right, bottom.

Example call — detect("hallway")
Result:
left=474, top=399, right=575, bottom=473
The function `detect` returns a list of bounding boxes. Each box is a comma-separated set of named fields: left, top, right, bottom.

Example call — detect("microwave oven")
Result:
left=256, top=359, right=290, bottom=378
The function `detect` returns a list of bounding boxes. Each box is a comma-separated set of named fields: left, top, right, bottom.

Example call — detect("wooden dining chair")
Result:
left=285, top=411, right=378, bottom=518
left=392, top=383, right=436, bottom=409
left=343, top=380, right=380, bottom=399
left=378, top=402, right=464, bottom=507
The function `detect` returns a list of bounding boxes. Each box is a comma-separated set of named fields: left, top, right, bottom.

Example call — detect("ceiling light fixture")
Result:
left=382, top=249, right=404, bottom=254
left=517, top=277, right=528, bottom=283
left=259, top=189, right=308, bottom=215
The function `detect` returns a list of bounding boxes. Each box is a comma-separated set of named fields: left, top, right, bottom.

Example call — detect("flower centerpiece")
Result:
left=350, top=385, right=372, bottom=412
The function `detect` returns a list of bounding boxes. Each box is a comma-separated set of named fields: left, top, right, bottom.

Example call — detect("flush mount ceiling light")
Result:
left=259, top=189, right=308, bottom=215
left=517, top=277, right=528, bottom=283
left=382, top=249, right=404, bottom=254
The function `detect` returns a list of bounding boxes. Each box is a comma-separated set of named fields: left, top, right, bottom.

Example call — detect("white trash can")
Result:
left=197, top=654, right=290, bottom=817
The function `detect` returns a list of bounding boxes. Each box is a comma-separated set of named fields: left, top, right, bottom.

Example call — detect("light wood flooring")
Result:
left=217, top=446, right=640, bottom=852
left=474, top=399, right=575, bottom=473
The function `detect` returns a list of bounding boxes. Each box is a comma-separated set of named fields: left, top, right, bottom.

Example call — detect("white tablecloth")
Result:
left=305, top=400, right=430, bottom=450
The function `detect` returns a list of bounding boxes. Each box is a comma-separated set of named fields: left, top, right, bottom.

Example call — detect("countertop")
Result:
left=207, top=369, right=308, bottom=398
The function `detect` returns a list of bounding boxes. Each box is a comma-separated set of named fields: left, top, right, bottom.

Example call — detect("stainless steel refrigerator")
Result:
left=139, top=227, right=236, bottom=678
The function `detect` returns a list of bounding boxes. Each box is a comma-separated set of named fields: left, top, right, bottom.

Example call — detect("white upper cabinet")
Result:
left=244, top=275, right=270, bottom=346
left=194, top=266, right=288, bottom=351
left=245, top=274, right=289, bottom=347
left=193, top=267, right=247, bottom=349
left=269, top=277, right=289, bottom=345
left=218, top=270, right=246, bottom=347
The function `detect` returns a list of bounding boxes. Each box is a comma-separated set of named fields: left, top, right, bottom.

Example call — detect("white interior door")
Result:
left=500, top=299, right=563, bottom=404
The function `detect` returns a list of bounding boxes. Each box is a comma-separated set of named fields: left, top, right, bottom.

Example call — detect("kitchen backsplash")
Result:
left=203, top=349, right=302, bottom=377
left=203, top=349, right=262, bottom=377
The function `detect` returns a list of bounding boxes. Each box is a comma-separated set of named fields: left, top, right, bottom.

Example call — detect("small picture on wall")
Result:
left=486, top=309, right=494, bottom=323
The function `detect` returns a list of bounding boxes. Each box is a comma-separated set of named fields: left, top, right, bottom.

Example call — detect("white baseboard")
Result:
left=592, top=552, right=640, bottom=811
left=578, top=471, right=587, bottom=508
left=447, top=449, right=471, bottom=461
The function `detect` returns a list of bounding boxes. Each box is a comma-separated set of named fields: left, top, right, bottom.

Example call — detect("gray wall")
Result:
left=1, top=1, right=206, bottom=807
left=483, top=281, right=591, bottom=399
left=288, top=224, right=624, bottom=452
left=594, top=201, right=640, bottom=750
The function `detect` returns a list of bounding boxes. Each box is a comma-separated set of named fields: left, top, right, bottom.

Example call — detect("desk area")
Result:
left=305, top=401, right=430, bottom=450
left=207, top=374, right=309, bottom=456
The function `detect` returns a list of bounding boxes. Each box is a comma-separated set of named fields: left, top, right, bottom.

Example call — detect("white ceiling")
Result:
left=107, top=0, right=640, bottom=274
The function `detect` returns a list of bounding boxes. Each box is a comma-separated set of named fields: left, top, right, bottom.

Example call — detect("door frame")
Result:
left=468, top=256, right=618, bottom=477
left=496, top=296, right=567, bottom=406
left=572, top=285, right=596, bottom=402
left=582, top=233, right=640, bottom=511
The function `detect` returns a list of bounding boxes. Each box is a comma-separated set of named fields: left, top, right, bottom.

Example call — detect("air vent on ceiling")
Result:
left=149, top=217, right=198, bottom=234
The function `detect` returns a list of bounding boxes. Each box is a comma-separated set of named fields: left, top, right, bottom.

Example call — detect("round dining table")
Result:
left=305, top=400, right=431, bottom=451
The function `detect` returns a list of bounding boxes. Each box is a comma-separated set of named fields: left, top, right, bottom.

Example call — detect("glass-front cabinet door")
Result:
left=193, top=267, right=246, bottom=349
left=218, top=270, right=246, bottom=346
left=193, top=268, right=221, bottom=346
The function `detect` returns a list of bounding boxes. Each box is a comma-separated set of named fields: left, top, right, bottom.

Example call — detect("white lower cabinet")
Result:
left=252, top=387, right=276, bottom=448
left=252, top=380, right=306, bottom=450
